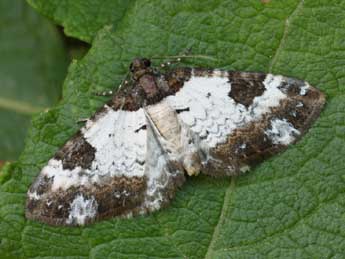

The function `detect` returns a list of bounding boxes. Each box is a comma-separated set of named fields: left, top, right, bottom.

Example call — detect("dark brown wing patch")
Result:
left=54, top=132, right=95, bottom=170
left=228, top=72, right=266, bottom=107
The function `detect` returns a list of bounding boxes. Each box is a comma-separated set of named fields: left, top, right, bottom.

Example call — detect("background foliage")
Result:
left=1, top=0, right=345, bottom=258
left=0, top=0, right=68, bottom=161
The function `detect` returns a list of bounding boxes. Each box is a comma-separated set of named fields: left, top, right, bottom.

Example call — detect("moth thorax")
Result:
left=139, top=74, right=160, bottom=98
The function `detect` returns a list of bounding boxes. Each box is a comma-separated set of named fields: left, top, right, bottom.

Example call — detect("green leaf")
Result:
left=0, top=0, right=68, bottom=160
left=27, top=0, right=135, bottom=43
left=2, top=0, right=345, bottom=258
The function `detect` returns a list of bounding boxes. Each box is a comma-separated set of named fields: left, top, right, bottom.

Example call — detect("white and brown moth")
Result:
left=26, top=58, right=325, bottom=226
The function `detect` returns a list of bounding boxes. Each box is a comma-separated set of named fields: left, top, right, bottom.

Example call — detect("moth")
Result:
left=26, top=57, right=325, bottom=226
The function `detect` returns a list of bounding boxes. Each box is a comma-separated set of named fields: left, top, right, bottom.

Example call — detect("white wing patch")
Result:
left=82, top=105, right=146, bottom=178
left=265, top=118, right=300, bottom=145
left=66, top=194, right=98, bottom=225
left=42, top=159, right=95, bottom=191
left=299, top=83, right=310, bottom=96
left=166, top=70, right=287, bottom=149
left=27, top=191, right=41, bottom=201
left=42, top=106, right=147, bottom=191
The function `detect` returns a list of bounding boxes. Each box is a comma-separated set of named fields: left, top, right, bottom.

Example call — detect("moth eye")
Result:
left=143, top=59, right=151, bottom=67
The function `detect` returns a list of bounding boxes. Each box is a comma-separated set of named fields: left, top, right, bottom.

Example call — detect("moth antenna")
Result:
left=93, top=90, right=113, bottom=96
left=151, top=55, right=217, bottom=62
left=154, top=54, right=216, bottom=72
left=152, top=45, right=211, bottom=61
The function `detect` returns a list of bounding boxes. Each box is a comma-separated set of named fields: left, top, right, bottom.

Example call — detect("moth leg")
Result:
left=77, top=118, right=89, bottom=123
left=92, top=70, right=133, bottom=97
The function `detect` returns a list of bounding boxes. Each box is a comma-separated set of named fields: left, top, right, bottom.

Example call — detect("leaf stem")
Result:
left=0, top=97, right=45, bottom=115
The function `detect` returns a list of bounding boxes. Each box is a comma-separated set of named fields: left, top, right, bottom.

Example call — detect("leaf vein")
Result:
left=205, top=177, right=235, bottom=259
left=269, top=0, right=304, bottom=72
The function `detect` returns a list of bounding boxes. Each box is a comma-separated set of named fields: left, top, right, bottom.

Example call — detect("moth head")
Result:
left=129, top=58, right=151, bottom=73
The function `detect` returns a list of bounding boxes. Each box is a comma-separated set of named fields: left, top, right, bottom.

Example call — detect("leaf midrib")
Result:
left=269, top=0, right=304, bottom=73
left=205, top=177, right=235, bottom=259
left=204, top=2, right=304, bottom=257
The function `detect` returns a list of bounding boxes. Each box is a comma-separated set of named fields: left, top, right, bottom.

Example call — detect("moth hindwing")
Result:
left=26, top=58, right=325, bottom=226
